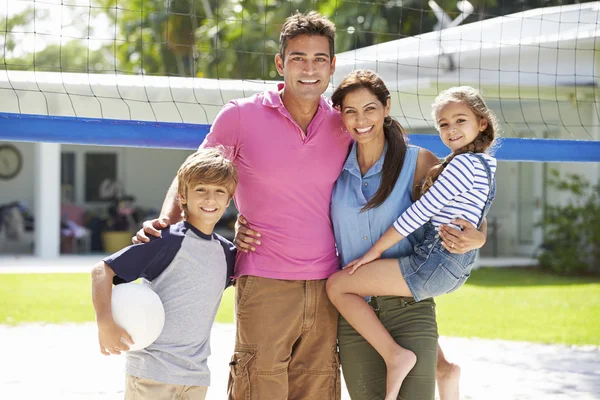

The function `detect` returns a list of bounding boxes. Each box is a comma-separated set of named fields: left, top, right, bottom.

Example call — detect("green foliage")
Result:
left=0, top=7, right=38, bottom=55
left=538, top=169, right=600, bottom=275
left=4, top=0, right=595, bottom=80
left=4, top=41, right=115, bottom=73
left=1, top=5, right=113, bottom=73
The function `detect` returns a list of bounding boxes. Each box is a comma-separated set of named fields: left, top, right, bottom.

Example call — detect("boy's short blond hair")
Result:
left=177, top=147, right=238, bottom=217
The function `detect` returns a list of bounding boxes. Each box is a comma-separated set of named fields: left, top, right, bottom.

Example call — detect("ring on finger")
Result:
left=451, top=242, right=455, bottom=248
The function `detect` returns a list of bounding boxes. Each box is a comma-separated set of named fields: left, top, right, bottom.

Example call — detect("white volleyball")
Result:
left=111, top=282, right=165, bottom=351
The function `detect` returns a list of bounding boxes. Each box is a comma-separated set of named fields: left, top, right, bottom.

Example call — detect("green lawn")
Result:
left=1, top=268, right=599, bottom=345
left=0, top=274, right=235, bottom=325
left=435, top=267, right=600, bottom=346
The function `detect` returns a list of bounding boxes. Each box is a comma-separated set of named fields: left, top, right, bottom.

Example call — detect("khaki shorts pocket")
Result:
left=235, top=276, right=256, bottom=317
left=227, top=345, right=257, bottom=400
left=331, top=346, right=341, bottom=400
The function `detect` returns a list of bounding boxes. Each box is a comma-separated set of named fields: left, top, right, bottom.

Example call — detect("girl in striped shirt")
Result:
left=327, top=86, right=498, bottom=400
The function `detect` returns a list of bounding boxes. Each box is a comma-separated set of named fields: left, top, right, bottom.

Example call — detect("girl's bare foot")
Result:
left=384, top=348, right=417, bottom=400
left=437, top=362, right=461, bottom=400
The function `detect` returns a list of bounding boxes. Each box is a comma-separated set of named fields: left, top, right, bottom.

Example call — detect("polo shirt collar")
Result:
left=262, top=83, right=331, bottom=111
left=342, top=141, right=388, bottom=179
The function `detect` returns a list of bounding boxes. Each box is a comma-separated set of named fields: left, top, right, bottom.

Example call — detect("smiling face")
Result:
left=275, top=34, right=336, bottom=103
left=339, top=87, right=390, bottom=145
left=180, top=182, right=232, bottom=235
left=436, top=100, right=488, bottom=151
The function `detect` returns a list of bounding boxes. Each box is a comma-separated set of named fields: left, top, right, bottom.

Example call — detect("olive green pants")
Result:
left=338, top=296, right=438, bottom=400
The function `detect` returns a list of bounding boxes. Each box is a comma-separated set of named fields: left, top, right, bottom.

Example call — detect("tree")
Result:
left=3, top=0, right=597, bottom=79
left=1, top=7, right=34, bottom=59
left=1, top=4, right=113, bottom=72
left=538, top=170, right=600, bottom=275
left=4, top=41, right=114, bottom=73
left=96, top=0, right=226, bottom=77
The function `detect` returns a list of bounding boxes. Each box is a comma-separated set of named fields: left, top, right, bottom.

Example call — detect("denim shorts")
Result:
left=399, top=222, right=477, bottom=302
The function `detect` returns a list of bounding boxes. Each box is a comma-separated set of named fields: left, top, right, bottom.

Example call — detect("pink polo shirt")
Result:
left=200, top=85, right=351, bottom=280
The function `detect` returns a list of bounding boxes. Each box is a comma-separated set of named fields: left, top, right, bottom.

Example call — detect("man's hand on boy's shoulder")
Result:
left=97, top=318, right=135, bottom=356
left=132, top=216, right=170, bottom=245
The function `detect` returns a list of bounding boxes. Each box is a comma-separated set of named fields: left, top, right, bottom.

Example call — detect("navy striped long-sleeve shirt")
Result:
left=393, top=153, right=497, bottom=237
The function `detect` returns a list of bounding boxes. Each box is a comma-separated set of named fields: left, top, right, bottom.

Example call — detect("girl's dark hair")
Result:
left=421, top=86, right=500, bottom=195
left=331, top=69, right=408, bottom=211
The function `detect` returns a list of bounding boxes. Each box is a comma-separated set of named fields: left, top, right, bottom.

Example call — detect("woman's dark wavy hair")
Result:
left=331, top=69, right=408, bottom=211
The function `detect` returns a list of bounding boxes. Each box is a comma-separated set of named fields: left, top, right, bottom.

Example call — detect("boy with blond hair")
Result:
left=91, top=147, right=237, bottom=400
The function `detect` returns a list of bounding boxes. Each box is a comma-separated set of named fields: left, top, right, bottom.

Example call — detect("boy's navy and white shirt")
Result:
left=103, top=221, right=236, bottom=387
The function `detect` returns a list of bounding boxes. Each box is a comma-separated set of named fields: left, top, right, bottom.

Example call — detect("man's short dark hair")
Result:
left=279, top=11, right=336, bottom=61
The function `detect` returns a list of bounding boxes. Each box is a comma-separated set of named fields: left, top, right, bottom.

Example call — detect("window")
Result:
left=61, top=152, right=76, bottom=203
left=85, top=153, right=118, bottom=202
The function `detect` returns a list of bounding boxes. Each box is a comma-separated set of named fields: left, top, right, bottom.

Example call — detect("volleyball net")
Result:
left=1, top=0, right=599, bottom=162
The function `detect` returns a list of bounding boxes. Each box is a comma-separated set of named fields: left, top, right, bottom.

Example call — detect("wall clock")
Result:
left=0, top=144, right=23, bottom=180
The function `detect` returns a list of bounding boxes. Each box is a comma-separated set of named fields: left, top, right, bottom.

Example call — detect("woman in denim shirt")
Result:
left=328, top=70, right=487, bottom=400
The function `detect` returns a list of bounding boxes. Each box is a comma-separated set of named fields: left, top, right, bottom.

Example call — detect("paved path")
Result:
left=0, top=323, right=598, bottom=400
left=1, top=256, right=597, bottom=398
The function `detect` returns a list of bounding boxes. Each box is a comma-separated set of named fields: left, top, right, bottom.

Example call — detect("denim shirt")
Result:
left=331, top=143, right=423, bottom=268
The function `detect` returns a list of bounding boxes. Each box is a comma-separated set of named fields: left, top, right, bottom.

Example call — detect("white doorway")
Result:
left=516, top=162, right=545, bottom=255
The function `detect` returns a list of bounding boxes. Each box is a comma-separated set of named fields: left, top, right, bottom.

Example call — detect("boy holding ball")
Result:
left=91, top=147, right=237, bottom=400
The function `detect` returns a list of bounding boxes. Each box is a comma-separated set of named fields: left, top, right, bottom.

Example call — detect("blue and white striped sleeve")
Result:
left=393, top=154, right=476, bottom=237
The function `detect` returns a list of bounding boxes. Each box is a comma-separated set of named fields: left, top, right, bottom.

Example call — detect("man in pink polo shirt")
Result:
left=135, top=11, right=350, bottom=399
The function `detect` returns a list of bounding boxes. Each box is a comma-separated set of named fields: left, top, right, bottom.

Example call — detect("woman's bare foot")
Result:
left=384, top=348, right=417, bottom=400
left=437, top=362, right=461, bottom=400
